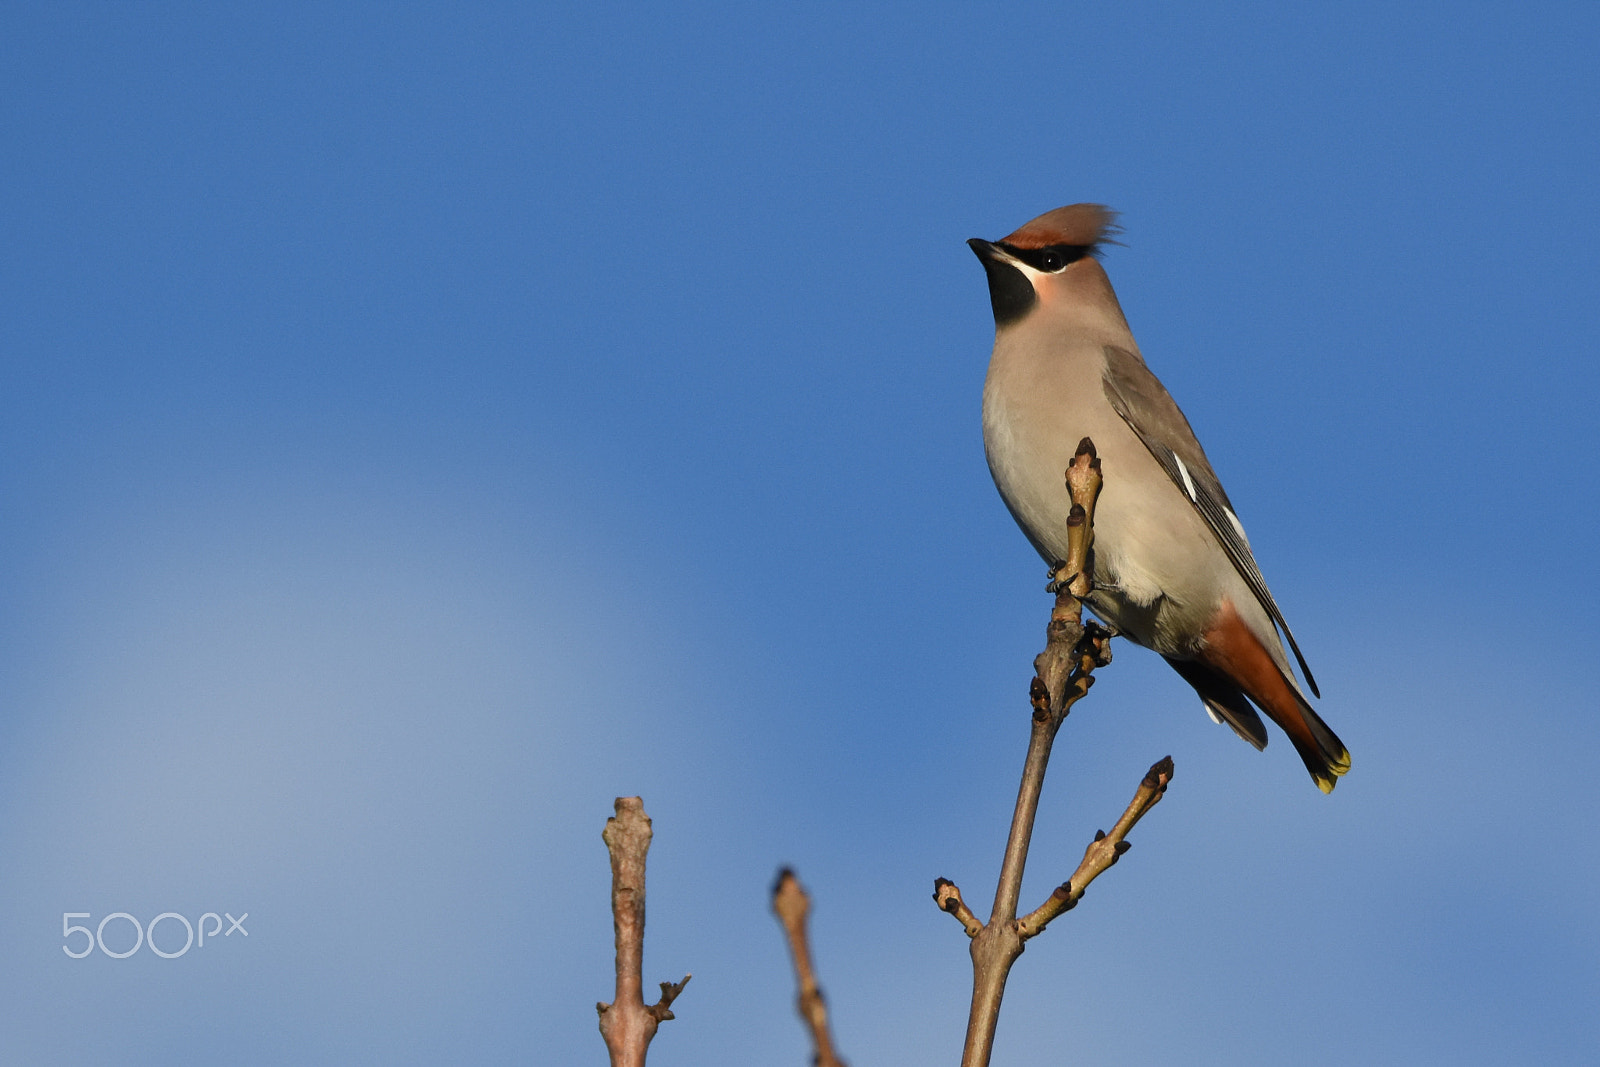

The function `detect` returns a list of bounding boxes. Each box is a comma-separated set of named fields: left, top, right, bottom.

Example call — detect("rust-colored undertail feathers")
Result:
left=1199, top=601, right=1351, bottom=793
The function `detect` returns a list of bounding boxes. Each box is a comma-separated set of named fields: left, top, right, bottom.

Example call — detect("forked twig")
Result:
left=932, top=438, right=1177, bottom=1067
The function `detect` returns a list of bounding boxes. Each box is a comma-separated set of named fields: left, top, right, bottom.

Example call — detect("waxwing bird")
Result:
left=969, top=204, right=1349, bottom=792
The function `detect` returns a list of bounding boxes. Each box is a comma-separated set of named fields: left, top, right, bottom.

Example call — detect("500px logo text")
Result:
left=62, top=911, right=250, bottom=959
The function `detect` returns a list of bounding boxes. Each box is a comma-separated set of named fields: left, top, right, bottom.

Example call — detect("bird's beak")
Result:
left=967, top=237, right=1002, bottom=262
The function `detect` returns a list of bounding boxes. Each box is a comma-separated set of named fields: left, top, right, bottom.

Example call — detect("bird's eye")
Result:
left=1040, top=251, right=1063, bottom=271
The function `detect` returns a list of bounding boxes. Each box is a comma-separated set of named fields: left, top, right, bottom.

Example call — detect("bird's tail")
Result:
left=1284, top=698, right=1351, bottom=794
left=1237, top=658, right=1349, bottom=793
left=1194, top=601, right=1351, bottom=793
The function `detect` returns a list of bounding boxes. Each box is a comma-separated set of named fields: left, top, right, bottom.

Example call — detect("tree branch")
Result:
left=772, top=869, right=849, bottom=1067
left=933, top=438, right=1176, bottom=1067
left=596, top=797, right=690, bottom=1067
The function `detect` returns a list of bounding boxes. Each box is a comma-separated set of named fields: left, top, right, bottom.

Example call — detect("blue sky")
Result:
left=2, top=3, right=1596, bottom=1063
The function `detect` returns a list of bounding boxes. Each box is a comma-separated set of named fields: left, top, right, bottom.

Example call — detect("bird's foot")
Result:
left=1046, top=560, right=1107, bottom=597
left=1045, top=559, right=1076, bottom=594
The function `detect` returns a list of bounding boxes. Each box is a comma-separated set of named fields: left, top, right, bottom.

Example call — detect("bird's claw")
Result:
left=1046, top=559, right=1106, bottom=597
left=1045, top=559, right=1076, bottom=594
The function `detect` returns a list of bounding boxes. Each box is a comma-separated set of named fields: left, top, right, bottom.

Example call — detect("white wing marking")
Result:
left=1172, top=451, right=1198, bottom=501
left=1223, top=505, right=1248, bottom=543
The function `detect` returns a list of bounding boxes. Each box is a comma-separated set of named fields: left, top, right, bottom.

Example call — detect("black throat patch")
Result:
left=978, top=256, right=1036, bottom=327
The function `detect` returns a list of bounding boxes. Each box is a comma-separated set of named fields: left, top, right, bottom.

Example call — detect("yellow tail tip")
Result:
left=1315, top=749, right=1352, bottom=793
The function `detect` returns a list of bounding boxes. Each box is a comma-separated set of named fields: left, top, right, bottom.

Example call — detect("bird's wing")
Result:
left=1100, top=344, right=1320, bottom=698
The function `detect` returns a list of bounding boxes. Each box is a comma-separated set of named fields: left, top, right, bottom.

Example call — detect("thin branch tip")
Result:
left=1143, top=755, right=1176, bottom=790
left=934, top=878, right=983, bottom=937
left=774, top=869, right=849, bottom=1067
left=772, top=868, right=811, bottom=928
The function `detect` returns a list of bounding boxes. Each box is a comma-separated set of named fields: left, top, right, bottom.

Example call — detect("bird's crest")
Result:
left=1002, top=203, right=1121, bottom=251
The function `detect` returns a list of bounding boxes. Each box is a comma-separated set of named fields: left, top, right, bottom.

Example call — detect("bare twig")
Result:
left=1017, top=756, right=1173, bottom=938
left=773, top=869, right=848, bottom=1067
left=596, top=797, right=690, bottom=1067
left=933, top=438, right=1177, bottom=1067
left=933, top=877, right=984, bottom=938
